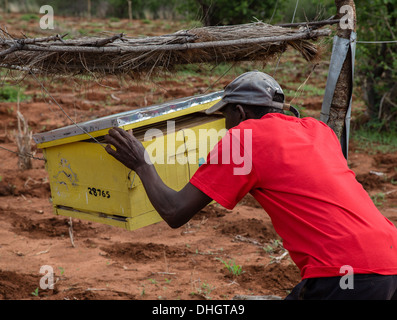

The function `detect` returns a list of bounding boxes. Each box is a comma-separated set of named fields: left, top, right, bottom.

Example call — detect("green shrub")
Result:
left=20, top=14, right=39, bottom=21
left=355, top=0, right=396, bottom=132
left=0, top=86, right=26, bottom=102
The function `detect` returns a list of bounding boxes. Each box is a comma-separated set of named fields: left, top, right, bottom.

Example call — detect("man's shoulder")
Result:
left=229, top=114, right=333, bottom=145
left=231, top=113, right=295, bottom=130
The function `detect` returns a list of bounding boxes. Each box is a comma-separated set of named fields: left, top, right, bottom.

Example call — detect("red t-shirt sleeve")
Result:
left=190, top=129, right=257, bottom=209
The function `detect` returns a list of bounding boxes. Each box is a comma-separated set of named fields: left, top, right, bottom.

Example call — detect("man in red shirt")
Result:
left=105, top=71, right=397, bottom=299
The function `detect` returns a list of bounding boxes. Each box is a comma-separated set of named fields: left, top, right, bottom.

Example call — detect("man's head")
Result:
left=206, top=71, right=299, bottom=129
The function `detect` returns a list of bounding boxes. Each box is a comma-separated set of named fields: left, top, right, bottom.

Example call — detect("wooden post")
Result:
left=128, top=0, right=132, bottom=22
left=87, top=0, right=91, bottom=20
left=326, top=0, right=356, bottom=140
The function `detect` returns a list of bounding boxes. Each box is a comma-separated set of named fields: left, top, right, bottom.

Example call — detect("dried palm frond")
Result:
left=0, top=22, right=331, bottom=79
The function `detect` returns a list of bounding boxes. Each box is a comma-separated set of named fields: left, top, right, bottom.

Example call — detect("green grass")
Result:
left=190, top=281, right=215, bottom=299
left=31, top=287, right=39, bottom=297
left=216, top=258, right=244, bottom=276
left=299, top=83, right=325, bottom=97
left=263, top=239, right=284, bottom=253
left=0, top=85, right=27, bottom=102
left=78, top=29, right=89, bottom=36
left=282, top=83, right=325, bottom=100
left=20, top=14, right=39, bottom=21
left=351, top=127, right=397, bottom=154
left=371, top=192, right=386, bottom=207
left=174, top=62, right=248, bottom=77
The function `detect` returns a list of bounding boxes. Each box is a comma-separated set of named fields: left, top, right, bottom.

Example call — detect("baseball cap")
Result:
left=205, top=71, right=300, bottom=117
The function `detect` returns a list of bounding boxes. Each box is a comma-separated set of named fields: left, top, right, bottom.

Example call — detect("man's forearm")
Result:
left=135, top=163, right=212, bottom=228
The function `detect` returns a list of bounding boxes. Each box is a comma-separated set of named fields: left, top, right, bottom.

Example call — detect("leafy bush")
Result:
left=354, top=0, right=396, bottom=132
left=280, top=0, right=335, bottom=23
left=175, top=0, right=280, bottom=26
left=0, top=85, right=26, bottom=102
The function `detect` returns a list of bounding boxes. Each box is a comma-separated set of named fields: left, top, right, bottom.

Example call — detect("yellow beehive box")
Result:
left=33, top=92, right=226, bottom=231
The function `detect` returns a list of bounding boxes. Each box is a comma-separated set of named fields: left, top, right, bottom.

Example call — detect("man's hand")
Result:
left=104, top=127, right=150, bottom=172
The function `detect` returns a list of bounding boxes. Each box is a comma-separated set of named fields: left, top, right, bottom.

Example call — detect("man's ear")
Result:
left=236, top=104, right=246, bottom=121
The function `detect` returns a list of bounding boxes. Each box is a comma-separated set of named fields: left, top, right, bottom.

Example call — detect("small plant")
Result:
left=31, top=287, right=39, bottom=297
left=371, top=192, right=386, bottom=207
left=216, top=258, right=244, bottom=276
left=190, top=281, right=215, bottom=300
left=78, top=29, right=89, bottom=36
left=58, top=267, right=65, bottom=276
left=0, top=85, right=26, bottom=102
left=263, top=239, right=284, bottom=254
left=200, top=282, right=214, bottom=298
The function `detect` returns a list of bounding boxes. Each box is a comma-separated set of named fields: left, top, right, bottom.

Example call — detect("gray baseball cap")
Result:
left=206, top=71, right=299, bottom=117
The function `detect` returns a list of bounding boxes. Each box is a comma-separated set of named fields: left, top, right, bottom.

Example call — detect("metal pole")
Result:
left=321, top=0, right=356, bottom=159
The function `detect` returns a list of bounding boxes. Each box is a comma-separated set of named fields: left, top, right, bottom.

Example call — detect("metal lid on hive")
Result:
left=33, top=91, right=223, bottom=146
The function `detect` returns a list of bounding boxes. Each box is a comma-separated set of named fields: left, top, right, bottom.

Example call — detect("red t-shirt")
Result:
left=190, top=113, right=397, bottom=279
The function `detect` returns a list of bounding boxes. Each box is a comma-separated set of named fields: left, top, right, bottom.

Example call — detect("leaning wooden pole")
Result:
left=321, top=0, right=356, bottom=159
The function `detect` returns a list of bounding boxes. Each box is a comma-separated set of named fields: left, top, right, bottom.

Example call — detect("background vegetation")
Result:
left=354, top=0, right=396, bottom=133
left=0, top=0, right=396, bottom=134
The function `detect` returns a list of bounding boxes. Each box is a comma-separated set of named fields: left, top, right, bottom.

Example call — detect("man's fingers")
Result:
left=105, top=127, right=147, bottom=169
left=107, top=128, right=133, bottom=147
left=111, top=127, right=138, bottom=143
left=104, top=134, right=123, bottom=150
left=105, top=144, right=117, bottom=157
left=111, top=127, right=131, bottom=139
left=107, top=127, right=124, bottom=140
left=108, top=127, right=138, bottom=149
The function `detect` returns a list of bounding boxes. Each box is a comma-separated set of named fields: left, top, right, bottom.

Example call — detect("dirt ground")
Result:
left=0, top=14, right=396, bottom=301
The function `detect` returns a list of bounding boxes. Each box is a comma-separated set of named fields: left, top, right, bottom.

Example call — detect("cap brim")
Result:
left=288, top=105, right=300, bottom=118
left=205, top=99, right=228, bottom=115
left=280, top=103, right=300, bottom=118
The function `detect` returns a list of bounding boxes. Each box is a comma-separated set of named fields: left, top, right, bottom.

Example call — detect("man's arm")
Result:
left=104, top=127, right=212, bottom=228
